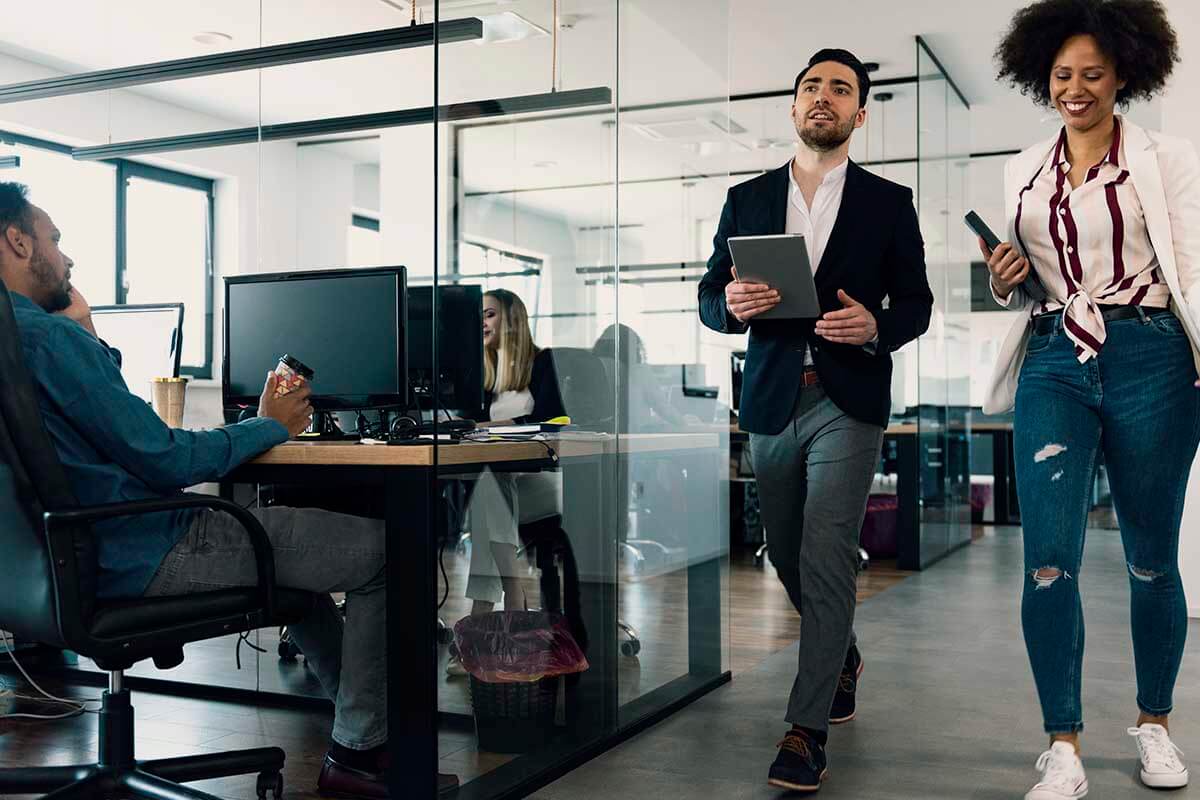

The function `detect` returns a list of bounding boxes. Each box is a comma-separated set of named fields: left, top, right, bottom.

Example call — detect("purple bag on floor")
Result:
left=453, top=610, right=589, bottom=684
left=859, top=494, right=899, bottom=558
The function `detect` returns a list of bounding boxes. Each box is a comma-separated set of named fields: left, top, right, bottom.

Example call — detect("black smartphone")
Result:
left=964, top=209, right=1046, bottom=302
left=964, top=210, right=1001, bottom=253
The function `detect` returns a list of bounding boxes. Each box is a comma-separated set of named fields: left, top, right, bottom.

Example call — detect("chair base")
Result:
left=0, top=762, right=283, bottom=800
left=0, top=688, right=285, bottom=800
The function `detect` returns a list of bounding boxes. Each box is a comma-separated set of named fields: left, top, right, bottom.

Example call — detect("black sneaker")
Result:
left=828, top=645, right=863, bottom=724
left=768, top=729, right=828, bottom=792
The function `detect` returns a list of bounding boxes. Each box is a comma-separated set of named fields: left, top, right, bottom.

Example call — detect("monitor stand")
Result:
left=296, top=411, right=360, bottom=442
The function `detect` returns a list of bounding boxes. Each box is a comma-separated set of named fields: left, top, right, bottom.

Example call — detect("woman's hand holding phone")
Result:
left=980, top=238, right=1031, bottom=301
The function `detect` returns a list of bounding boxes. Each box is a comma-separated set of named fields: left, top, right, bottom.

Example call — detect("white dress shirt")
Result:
left=788, top=158, right=849, bottom=364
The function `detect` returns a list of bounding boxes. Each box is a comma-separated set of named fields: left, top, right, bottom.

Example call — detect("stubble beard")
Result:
left=797, top=114, right=855, bottom=153
left=31, top=245, right=70, bottom=313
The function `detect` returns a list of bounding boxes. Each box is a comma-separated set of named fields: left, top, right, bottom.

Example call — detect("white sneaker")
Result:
left=1129, top=723, right=1189, bottom=788
left=1026, top=741, right=1088, bottom=800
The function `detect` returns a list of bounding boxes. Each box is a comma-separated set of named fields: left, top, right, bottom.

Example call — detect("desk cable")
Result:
left=461, top=433, right=560, bottom=466
left=0, top=629, right=101, bottom=720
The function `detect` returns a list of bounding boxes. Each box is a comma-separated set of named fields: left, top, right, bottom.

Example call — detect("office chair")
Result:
left=0, top=279, right=317, bottom=800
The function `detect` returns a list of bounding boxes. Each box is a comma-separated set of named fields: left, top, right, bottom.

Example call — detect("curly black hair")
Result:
left=996, top=0, right=1179, bottom=107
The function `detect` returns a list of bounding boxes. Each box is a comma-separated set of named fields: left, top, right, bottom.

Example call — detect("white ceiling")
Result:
left=0, top=0, right=1042, bottom=128
left=0, top=0, right=1188, bottom=231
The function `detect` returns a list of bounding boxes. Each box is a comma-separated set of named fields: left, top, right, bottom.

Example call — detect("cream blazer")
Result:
left=983, top=118, right=1200, bottom=414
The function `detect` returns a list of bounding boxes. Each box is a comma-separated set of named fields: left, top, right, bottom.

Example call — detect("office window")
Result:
left=1, top=139, right=116, bottom=306
left=1, top=133, right=215, bottom=379
left=120, top=163, right=215, bottom=378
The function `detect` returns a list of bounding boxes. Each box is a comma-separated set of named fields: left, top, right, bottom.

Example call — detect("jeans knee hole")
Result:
left=1128, top=564, right=1165, bottom=583
left=1031, top=567, right=1069, bottom=590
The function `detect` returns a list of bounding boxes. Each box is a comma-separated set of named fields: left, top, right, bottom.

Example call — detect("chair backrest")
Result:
left=548, top=347, right=615, bottom=431
left=0, top=278, right=92, bottom=648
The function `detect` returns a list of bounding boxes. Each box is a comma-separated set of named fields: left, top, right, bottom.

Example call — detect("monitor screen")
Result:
left=91, top=304, right=184, bottom=404
left=407, top=284, right=483, bottom=414
left=223, top=267, right=406, bottom=410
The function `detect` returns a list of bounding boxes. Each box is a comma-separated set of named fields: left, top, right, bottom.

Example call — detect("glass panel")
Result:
left=438, top=3, right=616, bottom=792
left=616, top=0, right=731, bottom=712
left=916, top=37, right=971, bottom=566
left=946, top=62, right=974, bottom=554
left=124, top=176, right=210, bottom=371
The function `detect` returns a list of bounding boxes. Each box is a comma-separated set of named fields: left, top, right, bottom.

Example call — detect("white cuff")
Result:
left=990, top=279, right=1018, bottom=308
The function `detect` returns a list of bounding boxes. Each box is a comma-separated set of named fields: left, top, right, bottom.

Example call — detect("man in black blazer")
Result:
left=699, top=49, right=932, bottom=793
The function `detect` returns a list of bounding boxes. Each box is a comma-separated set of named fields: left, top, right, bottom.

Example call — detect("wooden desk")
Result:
left=225, top=432, right=727, bottom=800
left=247, top=432, right=720, bottom=467
left=969, top=422, right=1018, bottom=525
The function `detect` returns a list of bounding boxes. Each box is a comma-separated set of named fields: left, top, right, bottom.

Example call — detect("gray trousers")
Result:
left=144, top=506, right=387, bottom=750
left=750, top=385, right=884, bottom=731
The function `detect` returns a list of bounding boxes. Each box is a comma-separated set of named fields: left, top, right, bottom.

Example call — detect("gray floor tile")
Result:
left=540, top=527, right=1200, bottom=798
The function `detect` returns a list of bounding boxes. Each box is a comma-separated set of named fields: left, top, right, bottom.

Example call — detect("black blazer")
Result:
left=475, top=348, right=567, bottom=424
left=699, top=161, right=933, bottom=433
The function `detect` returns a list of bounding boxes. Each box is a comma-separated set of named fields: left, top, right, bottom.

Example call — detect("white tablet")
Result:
left=727, top=234, right=821, bottom=320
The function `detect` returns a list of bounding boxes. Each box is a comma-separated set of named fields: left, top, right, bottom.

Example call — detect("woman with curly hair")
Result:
left=984, top=1, right=1200, bottom=797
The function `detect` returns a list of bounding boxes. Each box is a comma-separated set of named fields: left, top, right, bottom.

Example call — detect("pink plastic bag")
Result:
left=453, top=610, right=589, bottom=684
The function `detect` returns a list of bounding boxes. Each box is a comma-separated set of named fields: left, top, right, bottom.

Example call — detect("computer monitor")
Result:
left=223, top=267, right=407, bottom=412
left=91, top=303, right=184, bottom=404
left=406, top=284, right=484, bottom=415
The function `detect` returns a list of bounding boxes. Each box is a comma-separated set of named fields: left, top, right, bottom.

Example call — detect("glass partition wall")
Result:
left=0, top=2, right=730, bottom=798
left=915, top=37, right=972, bottom=567
left=441, top=1, right=732, bottom=791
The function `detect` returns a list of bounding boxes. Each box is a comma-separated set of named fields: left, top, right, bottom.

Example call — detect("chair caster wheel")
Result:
left=256, top=771, right=283, bottom=800
left=620, top=639, right=641, bottom=656
left=277, top=631, right=301, bottom=661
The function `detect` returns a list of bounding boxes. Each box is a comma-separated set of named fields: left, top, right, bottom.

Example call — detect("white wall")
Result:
left=1157, top=5, right=1200, bottom=616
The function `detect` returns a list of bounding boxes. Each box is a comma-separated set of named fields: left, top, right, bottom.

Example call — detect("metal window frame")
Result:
left=116, top=161, right=216, bottom=379
left=3, top=131, right=216, bottom=377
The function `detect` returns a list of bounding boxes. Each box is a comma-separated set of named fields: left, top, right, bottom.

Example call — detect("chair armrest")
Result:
left=43, top=494, right=277, bottom=619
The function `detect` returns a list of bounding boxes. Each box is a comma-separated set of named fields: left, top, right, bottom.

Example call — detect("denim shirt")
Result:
left=11, top=291, right=288, bottom=599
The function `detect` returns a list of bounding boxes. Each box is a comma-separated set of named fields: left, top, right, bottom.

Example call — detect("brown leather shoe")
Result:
left=317, top=754, right=459, bottom=797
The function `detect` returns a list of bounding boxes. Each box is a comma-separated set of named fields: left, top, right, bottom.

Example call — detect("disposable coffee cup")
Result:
left=273, top=354, right=314, bottom=397
left=151, top=377, right=188, bottom=428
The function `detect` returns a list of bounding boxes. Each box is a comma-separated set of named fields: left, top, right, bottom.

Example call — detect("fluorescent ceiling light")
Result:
left=0, top=20, right=482, bottom=105
left=72, top=86, right=613, bottom=160
left=479, top=12, right=550, bottom=44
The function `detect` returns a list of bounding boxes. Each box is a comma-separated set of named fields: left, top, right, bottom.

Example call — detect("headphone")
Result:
left=388, top=415, right=421, bottom=441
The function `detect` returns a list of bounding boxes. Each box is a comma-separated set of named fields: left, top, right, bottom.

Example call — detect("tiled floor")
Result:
left=1, top=546, right=903, bottom=799
left=534, top=525, right=1200, bottom=799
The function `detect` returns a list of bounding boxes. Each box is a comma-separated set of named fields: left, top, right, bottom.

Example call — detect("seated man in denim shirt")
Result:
left=0, top=182, right=455, bottom=798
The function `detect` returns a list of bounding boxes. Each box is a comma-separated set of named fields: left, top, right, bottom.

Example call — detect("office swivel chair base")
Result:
left=0, top=679, right=285, bottom=800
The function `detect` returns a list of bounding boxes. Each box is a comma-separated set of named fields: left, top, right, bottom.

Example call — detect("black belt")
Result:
left=1031, top=305, right=1170, bottom=336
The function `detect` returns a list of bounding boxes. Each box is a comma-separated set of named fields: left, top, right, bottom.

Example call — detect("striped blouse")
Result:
left=1013, top=116, right=1169, bottom=362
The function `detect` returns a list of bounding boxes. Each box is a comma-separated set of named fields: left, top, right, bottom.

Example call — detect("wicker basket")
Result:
left=468, top=675, right=557, bottom=753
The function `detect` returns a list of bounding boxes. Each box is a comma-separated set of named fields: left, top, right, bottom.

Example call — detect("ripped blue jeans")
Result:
left=1014, top=309, right=1200, bottom=734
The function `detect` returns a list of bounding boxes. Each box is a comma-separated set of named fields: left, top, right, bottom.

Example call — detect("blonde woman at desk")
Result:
left=448, top=289, right=565, bottom=675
